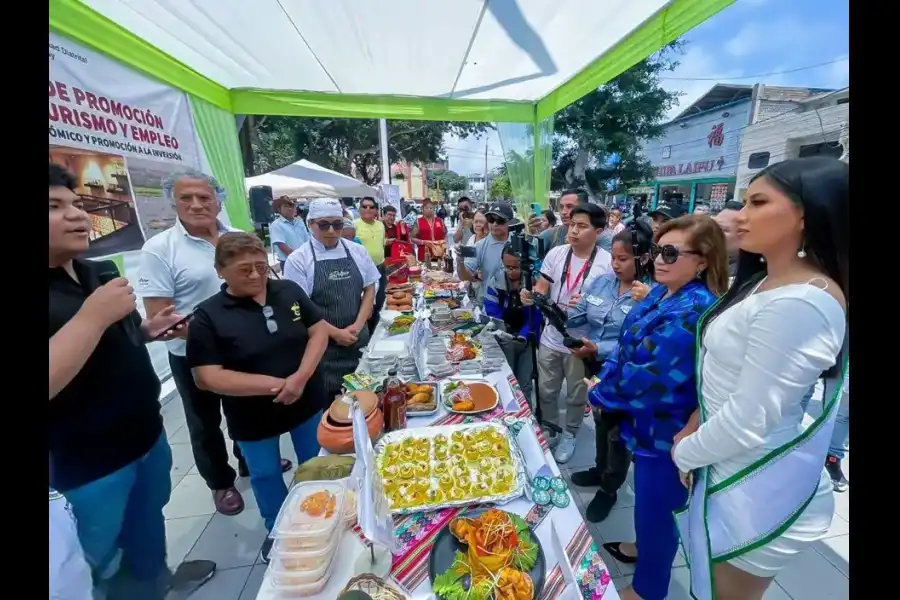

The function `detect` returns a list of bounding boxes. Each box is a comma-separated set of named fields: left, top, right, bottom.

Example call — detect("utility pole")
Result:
left=484, top=140, right=489, bottom=201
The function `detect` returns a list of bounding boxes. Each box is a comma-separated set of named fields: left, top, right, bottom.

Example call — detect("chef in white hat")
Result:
left=283, top=198, right=380, bottom=399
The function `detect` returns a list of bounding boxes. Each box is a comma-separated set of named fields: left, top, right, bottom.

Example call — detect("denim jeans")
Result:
left=501, top=339, right=534, bottom=408
left=800, top=378, right=850, bottom=460
left=64, top=434, right=172, bottom=600
left=236, top=413, right=323, bottom=531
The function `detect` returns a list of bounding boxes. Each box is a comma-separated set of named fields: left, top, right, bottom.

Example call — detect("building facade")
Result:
left=640, top=97, right=750, bottom=214
left=736, top=88, right=849, bottom=196
left=390, top=161, right=447, bottom=200
left=636, top=84, right=837, bottom=214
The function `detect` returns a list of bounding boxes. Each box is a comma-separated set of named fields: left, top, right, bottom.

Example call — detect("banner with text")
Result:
left=49, top=32, right=206, bottom=259
left=49, top=32, right=208, bottom=380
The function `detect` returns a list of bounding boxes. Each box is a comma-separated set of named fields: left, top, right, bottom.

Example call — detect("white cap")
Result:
left=307, top=198, right=343, bottom=222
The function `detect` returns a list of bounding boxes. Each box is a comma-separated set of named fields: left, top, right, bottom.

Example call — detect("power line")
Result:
left=660, top=57, right=849, bottom=81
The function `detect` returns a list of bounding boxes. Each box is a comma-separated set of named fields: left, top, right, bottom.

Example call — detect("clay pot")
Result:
left=327, top=390, right=379, bottom=425
left=318, top=405, right=384, bottom=455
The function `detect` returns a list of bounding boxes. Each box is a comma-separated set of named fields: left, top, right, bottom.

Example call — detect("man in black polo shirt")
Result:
left=48, top=163, right=215, bottom=599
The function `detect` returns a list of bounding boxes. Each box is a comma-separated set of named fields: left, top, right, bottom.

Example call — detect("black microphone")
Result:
left=95, top=263, right=144, bottom=346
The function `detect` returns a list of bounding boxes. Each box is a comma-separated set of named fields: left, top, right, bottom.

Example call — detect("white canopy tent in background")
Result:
left=245, top=159, right=378, bottom=199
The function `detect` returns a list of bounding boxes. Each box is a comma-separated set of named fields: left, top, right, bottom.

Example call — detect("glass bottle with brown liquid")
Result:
left=382, top=369, right=407, bottom=432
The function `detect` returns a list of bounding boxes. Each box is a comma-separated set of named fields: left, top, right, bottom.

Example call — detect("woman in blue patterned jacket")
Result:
left=588, top=215, right=729, bottom=600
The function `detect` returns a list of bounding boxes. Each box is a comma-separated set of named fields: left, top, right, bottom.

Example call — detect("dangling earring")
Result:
left=797, top=242, right=807, bottom=259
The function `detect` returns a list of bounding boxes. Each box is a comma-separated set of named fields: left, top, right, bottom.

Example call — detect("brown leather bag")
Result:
left=429, top=240, right=447, bottom=258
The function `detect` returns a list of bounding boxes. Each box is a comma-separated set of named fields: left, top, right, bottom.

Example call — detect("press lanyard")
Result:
left=556, top=246, right=597, bottom=304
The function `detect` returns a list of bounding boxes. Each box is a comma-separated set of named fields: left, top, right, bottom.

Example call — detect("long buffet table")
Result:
left=256, top=318, right=620, bottom=600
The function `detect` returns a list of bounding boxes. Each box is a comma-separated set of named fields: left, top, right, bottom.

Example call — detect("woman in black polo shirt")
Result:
left=186, top=232, right=329, bottom=562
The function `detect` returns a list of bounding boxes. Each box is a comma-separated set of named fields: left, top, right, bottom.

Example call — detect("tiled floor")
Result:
left=159, top=387, right=849, bottom=600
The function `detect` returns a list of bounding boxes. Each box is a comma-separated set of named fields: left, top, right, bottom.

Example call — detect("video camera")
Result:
left=508, top=228, right=544, bottom=280
left=530, top=279, right=585, bottom=351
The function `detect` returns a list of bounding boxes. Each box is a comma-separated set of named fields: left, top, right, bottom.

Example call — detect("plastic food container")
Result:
left=342, top=489, right=358, bottom=527
left=266, top=551, right=337, bottom=598
left=270, top=525, right=340, bottom=575
left=271, top=481, right=345, bottom=551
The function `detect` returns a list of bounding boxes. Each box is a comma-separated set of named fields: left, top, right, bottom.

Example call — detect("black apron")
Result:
left=309, top=240, right=372, bottom=399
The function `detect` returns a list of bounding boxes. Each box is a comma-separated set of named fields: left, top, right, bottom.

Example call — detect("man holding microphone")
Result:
left=49, top=163, right=215, bottom=599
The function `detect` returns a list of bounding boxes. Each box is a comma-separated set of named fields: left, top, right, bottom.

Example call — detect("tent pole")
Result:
left=379, top=119, right=391, bottom=185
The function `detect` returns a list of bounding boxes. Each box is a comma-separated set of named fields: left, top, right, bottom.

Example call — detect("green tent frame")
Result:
left=50, top=0, right=734, bottom=225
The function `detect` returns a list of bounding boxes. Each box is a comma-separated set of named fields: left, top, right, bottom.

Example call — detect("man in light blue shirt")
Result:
left=459, top=202, right=516, bottom=307
left=269, top=196, right=309, bottom=270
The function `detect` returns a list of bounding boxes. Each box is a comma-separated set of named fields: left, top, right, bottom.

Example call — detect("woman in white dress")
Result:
left=671, top=157, right=849, bottom=600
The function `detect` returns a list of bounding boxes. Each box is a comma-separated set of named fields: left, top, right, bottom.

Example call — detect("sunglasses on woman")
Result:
left=315, top=220, right=345, bottom=231
left=651, top=243, right=700, bottom=264
left=486, top=215, right=508, bottom=225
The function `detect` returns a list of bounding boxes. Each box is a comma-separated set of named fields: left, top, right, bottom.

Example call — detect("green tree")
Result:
left=488, top=166, right=512, bottom=201
left=239, top=118, right=491, bottom=184
left=551, top=41, right=684, bottom=201
left=426, top=169, right=468, bottom=201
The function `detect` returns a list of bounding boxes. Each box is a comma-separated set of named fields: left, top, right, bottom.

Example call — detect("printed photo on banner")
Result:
left=48, top=146, right=145, bottom=259
left=127, top=157, right=185, bottom=239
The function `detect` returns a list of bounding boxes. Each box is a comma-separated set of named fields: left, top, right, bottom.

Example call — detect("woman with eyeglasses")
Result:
left=283, top=198, right=381, bottom=401
left=566, top=220, right=655, bottom=524
left=186, top=232, right=330, bottom=563
left=587, top=215, right=728, bottom=600
left=672, top=158, right=848, bottom=600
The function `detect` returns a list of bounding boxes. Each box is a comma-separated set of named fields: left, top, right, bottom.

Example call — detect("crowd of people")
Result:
left=50, top=155, right=849, bottom=600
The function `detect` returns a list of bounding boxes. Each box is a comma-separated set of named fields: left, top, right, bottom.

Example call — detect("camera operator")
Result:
left=483, top=245, right=543, bottom=407
left=565, top=221, right=654, bottom=523
left=453, top=196, right=474, bottom=245
left=458, top=202, right=516, bottom=307
left=520, top=203, right=611, bottom=463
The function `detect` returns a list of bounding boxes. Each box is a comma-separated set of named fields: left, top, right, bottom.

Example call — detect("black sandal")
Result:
left=602, top=541, right=638, bottom=564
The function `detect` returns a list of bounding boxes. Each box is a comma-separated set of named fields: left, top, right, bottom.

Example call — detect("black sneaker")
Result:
left=825, top=455, right=848, bottom=493
left=260, top=537, right=275, bottom=564
left=571, top=467, right=603, bottom=487
left=585, top=491, right=617, bottom=523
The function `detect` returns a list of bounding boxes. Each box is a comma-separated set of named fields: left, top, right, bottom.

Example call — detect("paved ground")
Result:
left=158, top=378, right=849, bottom=600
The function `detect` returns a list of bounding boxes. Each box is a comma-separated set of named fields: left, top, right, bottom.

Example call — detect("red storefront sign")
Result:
left=654, top=156, right=725, bottom=178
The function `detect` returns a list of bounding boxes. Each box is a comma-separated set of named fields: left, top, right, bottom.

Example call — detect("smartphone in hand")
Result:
left=149, top=313, right=193, bottom=341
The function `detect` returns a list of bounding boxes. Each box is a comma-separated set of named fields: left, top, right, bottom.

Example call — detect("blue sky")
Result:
left=445, top=0, right=849, bottom=175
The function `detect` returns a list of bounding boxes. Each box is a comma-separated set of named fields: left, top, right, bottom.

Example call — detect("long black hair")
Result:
left=494, top=243, right=523, bottom=309
left=612, top=218, right=655, bottom=283
left=701, top=157, right=849, bottom=376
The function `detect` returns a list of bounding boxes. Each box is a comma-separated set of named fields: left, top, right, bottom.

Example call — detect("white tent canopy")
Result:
left=245, top=159, right=378, bottom=199
left=76, top=0, right=666, bottom=100
left=56, top=0, right=733, bottom=121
